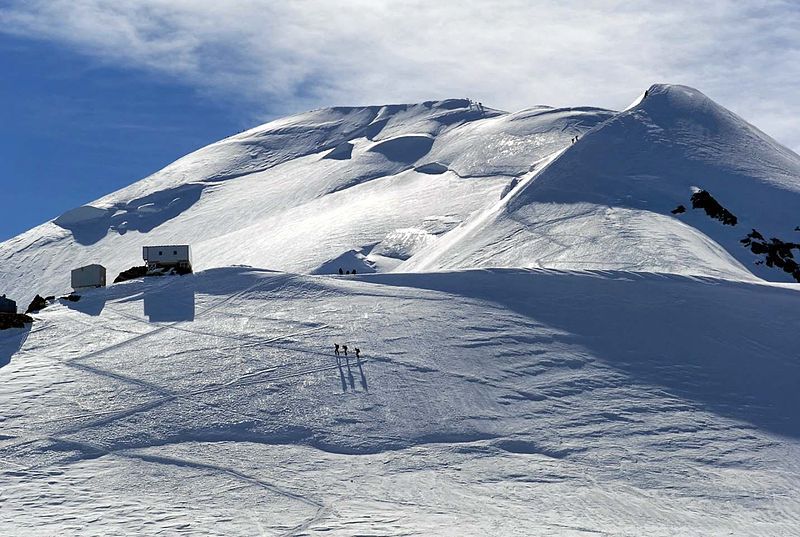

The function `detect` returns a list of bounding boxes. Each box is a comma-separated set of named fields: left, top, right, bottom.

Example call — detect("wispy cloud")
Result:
left=2, top=0, right=798, bottom=150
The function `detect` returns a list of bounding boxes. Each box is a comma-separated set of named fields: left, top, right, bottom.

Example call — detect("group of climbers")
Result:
left=334, top=343, right=361, bottom=360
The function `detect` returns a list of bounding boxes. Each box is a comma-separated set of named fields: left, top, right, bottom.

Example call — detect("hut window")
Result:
left=174, top=250, right=177, bottom=255
left=159, top=251, right=163, bottom=255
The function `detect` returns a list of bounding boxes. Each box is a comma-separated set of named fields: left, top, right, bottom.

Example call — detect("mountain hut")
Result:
left=143, top=245, right=192, bottom=272
left=71, top=264, right=107, bottom=290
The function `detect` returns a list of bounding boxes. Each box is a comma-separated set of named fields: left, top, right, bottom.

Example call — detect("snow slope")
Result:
left=403, top=85, right=800, bottom=280
left=2, top=84, right=800, bottom=535
left=1, top=268, right=799, bottom=535
left=0, top=100, right=614, bottom=305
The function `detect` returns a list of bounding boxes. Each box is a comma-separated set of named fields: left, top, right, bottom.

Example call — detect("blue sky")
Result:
left=1, top=0, right=798, bottom=241
left=0, top=33, right=252, bottom=241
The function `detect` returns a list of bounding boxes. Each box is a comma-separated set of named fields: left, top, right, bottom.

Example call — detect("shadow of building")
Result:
left=0, top=325, right=31, bottom=369
left=143, top=283, right=195, bottom=322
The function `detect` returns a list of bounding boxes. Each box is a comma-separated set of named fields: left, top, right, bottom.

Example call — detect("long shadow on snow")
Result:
left=54, top=184, right=207, bottom=246
left=370, top=269, right=800, bottom=438
left=0, top=324, right=31, bottom=369
left=144, top=283, right=195, bottom=322
left=62, top=289, right=107, bottom=316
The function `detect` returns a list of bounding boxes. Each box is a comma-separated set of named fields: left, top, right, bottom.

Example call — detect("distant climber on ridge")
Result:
left=334, top=343, right=340, bottom=356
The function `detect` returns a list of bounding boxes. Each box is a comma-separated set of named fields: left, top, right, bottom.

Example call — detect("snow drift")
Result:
left=0, top=99, right=613, bottom=304
left=1, top=268, right=798, bottom=535
left=404, top=85, right=800, bottom=282
left=1, top=84, right=800, bottom=535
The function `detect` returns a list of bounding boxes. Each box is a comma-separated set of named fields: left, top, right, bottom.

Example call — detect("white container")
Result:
left=71, top=264, right=107, bottom=289
left=142, top=245, right=192, bottom=269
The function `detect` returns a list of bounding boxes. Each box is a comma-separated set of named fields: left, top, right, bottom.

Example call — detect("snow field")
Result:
left=1, top=267, right=798, bottom=535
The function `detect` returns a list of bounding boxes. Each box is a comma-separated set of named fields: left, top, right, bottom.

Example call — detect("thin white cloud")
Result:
left=1, top=0, right=799, bottom=151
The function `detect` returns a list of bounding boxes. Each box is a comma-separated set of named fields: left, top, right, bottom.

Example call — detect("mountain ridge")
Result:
left=1, top=84, right=799, bottom=306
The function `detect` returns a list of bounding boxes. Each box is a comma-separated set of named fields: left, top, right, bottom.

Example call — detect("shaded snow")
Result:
left=404, top=85, right=800, bottom=280
left=1, top=268, right=798, bottom=535
left=3, top=97, right=584, bottom=305
left=2, top=84, right=800, bottom=535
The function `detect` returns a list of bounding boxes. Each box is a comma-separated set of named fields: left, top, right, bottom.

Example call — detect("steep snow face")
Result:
left=426, top=105, right=615, bottom=177
left=404, top=85, right=800, bottom=280
left=0, top=100, right=612, bottom=305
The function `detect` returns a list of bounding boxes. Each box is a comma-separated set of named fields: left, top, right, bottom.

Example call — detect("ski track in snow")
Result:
left=2, top=267, right=799, bottom=535
left=1, top=86, right=800, bottom=535
left=3, top=272, right=339, bottom=535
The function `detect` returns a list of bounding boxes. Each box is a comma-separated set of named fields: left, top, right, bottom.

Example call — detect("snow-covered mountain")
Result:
left=404, top=85, right=800, bottom=279
left=3, top=85, right=800, bottom=307
left=1, top=85, right=799, bottom=535
left=0, top=99, right=614, bottom=305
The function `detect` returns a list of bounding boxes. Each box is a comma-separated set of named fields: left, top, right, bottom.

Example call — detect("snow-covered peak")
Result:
left=3, top=86, right=800, bottom=535
left=1, top=85, right=799, bottom=305
left=403, top=85, right=800, bottom=280
left=1, top=96, right=610, bottom=304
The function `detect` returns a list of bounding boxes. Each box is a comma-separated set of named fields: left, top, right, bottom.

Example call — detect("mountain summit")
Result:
left=3, top=84, right=799, bottom=305
left=403, top=84, right=800, bottom=279
left=2, top=85, right=800, bottom=535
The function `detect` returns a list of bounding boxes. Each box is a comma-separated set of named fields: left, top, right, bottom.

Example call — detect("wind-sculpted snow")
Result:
left=426, top=105, right=615, bottom=177
left=367, top=134, right=435, bottom=163
left=54, top=184, right=208, bottom=245
left=5, top=84, right=800, bottom=306
left=406, top=85, right=800, bottom=280
left=1, top=268, right=798, bottom=535
left=2, top=97, right=608, bottom=304
left=2, top=84, right=800, bottom=535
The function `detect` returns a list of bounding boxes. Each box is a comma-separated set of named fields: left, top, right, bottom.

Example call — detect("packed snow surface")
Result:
left=1, top=84, right=800, bottom=535
left=2, top=268, right=799, bottom=535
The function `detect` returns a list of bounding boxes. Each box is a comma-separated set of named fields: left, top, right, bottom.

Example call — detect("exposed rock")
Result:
left=25, top=294, right=48, bottom=314
left=114, top=266, right=149, bottom=283
left=671, top=205, right=686, bottom=214
left=690, top=190, right=737, bottom=226
left=114, top=264, right=191, bottom=283
left=501, top=178, right=520, bottom=199
left=0, top=313, right=33, bottom=330
left=741, top=229, right=800, bottom=282
left=61, top=294, right=81, bottom=302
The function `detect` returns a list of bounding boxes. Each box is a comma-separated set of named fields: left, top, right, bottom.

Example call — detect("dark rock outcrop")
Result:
left=741, top=229, right=800, bottom=282
left=690, top=190, right=737, bottom=226
left=114, top=266, right=149, bottom=283
left=0, top=313, right=34, bottom=330
left=25, top=294, right=49, bottom=314
left=671, top=204, right=686, bottom=214
left=174, top=265, right=193, bottom=276
left=114, top=264, right=191, bottom=283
